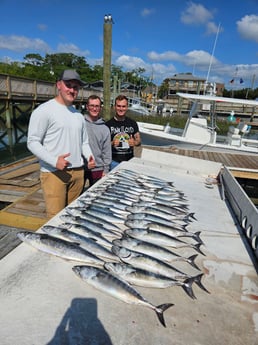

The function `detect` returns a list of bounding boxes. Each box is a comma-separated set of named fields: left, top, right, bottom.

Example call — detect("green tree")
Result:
left=24, top=53, right=44, bottom=66
left=158, top=78, right=169, bottom=98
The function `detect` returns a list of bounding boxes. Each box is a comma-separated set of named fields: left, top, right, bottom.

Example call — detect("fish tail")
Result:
left=194, top=274, right=210, bottom=294
left=189, top=212, right=197, bottom=221
left=187, top=254, right=200, bottom=270
left=183, top=213, right=196, bottom=223
left=155, top=303, right=174, bottom=327
left=192, top=243, right=205, bottom=256
left=182, top=277, right=197, bottom=299
left=193, top=231, right=203, bottom=244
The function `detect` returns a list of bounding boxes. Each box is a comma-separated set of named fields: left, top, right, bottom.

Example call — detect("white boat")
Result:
left=128, top=97, right=151, bottom=115
left=138, top=92, right=258, bottom=154
left=129, top=103, right=150, bottom=115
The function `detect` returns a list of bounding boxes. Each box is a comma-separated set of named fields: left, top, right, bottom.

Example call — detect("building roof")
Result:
left=169, top=73, right=206, bottom=82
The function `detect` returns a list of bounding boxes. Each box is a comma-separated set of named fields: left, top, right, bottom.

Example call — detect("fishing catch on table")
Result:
left=16, top=168, right=209, bottom=329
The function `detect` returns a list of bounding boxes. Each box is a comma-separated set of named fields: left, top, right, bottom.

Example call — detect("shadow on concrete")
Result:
left=47, top=298, right=113, bottom=345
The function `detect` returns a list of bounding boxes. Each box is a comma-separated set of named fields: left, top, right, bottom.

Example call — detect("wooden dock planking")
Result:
left=143, top=145, right=258, bottom=170
left=0, top=226, right=22, bottom=260
left=6, top=189, right=46, bottom=217
left=0, top=156, right=47, bottom=231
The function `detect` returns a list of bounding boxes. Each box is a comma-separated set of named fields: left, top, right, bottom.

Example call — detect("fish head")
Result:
left=59, top=214, right=74, bottom=222
left=41, top=225, right=63, bottom=236
left=125, top=219, right=149, bottom=228
left=17, top=231, right=40, bottom=243
left=120, top=237, right=139, bottom=248
left=72, top=265, right=98, bottom=280
left=126, top=206, right=145, bottom=213
left=111, top=245, right=131, bottom=259
left=125, top=228, right=147, bottom=237
left=65, top=208, right=80, bottom=217
left=127, top=213, right=145, bottom=220
left=112, top=239, right=122, bottom=247
left=104, top=262, right=135, bottom=275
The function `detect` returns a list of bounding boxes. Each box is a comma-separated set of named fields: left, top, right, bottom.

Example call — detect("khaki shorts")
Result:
left=40, top=168, right=84, bottom=219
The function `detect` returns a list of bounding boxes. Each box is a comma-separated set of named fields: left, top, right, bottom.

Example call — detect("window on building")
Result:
left=188, top=81, right=194, bottom=87
left=169, top=80, right=176, bottom=86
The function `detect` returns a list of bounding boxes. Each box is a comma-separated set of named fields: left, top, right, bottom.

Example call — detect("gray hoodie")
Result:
left=84, top=115, right=112, bottom=173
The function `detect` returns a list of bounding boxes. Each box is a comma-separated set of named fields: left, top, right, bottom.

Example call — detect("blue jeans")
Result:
left=110, top=160, right=120, bottom=170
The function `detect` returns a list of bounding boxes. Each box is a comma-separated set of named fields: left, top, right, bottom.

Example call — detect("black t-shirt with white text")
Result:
left=105, top=117, right=139, bottom=163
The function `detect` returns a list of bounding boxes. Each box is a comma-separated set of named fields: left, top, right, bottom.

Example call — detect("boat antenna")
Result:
left=205, top=23, right=221, bottom=85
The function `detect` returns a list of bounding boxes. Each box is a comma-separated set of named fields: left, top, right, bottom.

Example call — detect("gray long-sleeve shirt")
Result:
left=27, top=99, right=93, bottom=172
left=84, top=114, right=111, bottom=173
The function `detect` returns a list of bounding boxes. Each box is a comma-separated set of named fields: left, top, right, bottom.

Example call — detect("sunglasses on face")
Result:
left=63, top=81, right=80, bottom=91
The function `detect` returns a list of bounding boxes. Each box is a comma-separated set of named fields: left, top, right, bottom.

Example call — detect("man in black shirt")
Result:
left=106, top=95, right=141, bottom=169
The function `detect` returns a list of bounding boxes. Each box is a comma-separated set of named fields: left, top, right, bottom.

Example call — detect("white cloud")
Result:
left=0, top=35, right=50, bottom=52
left=148, top=51, right=181, bottom=61
left=181, top=2, right=213, bottom=25
left=115, top=54, right=147, bottom=70
left=57, top=43, right=90, bottom=57
left=205, top=22, right=222, bottom=35
left=237, top=15, right=258, bottom=43
left=114, top=54, right=176, bottom=83
left=147, top=49, right=218, bottom=68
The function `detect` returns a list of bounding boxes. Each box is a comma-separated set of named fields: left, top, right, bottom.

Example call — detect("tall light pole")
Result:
left=103, top=14, right=113, bottom=120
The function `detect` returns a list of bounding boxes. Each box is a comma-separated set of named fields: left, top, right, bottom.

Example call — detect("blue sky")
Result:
left=0, top=0, right=258, bottom=89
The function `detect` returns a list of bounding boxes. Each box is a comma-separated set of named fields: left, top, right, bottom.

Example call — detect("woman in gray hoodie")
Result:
left=84, top=95, right=112, bottom=186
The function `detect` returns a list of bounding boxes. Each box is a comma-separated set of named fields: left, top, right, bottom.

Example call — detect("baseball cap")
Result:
left=58, top=69, right=86, bottom=86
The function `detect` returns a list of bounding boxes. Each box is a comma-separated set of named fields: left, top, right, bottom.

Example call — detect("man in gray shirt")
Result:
left=27, top=69, right=95, bottom=218
left=84, top=94, right=111, bottom=186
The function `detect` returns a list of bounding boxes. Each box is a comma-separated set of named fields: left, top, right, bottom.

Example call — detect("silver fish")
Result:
left=137, top=174, right=173, bottom=184
left=139, top=195, right=188, bottom=209
left=78, top=199, right=129, bottom=215
left=104, top=262, right=197, bottom=299
left=111, top=246, right=209, bottom=294
left=112, top=245, right=190, bottom=280
left=125, top=218, right=187, bottom=232
left=65, top=208, right=121, bottom=231
left=124, top=228, right=204, bottom=255
left=147, top=224, right=203, bottom=245
left=103, top=191, right=138, bottom=203
left=126, top=218, right=204, bottom=246
left=108, top=184, right=145, bottom=196
left=137, top=180, right=172, bottom=190
left=41, top=226, right=117, bottom=261
left=131, top=201, right=190, bottom=217
left=59, top=214, right=118, bottom=238
left=94, top=194, right=133, bottom=206
left=126, top=213, right=188, bottom=230
left=17, top=231, right=104, bottom=265
left=125, top=205, right=193, bottom=223
left=111, top=169, right=140, bottom=180
left=72, top=265, right=174, bottom=327
left=112, top=237, right=200, bottom=270
left=141, top=191, right=188, bottom=203
left=85, top=207, right=125, bottom=224
left=59, top=222, right=113, bottom=248
left=80, top=196, right=118, bottom=209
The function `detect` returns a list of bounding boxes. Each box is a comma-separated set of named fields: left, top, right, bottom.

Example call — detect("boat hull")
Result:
left=139, top=124, right=258, bottom=154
